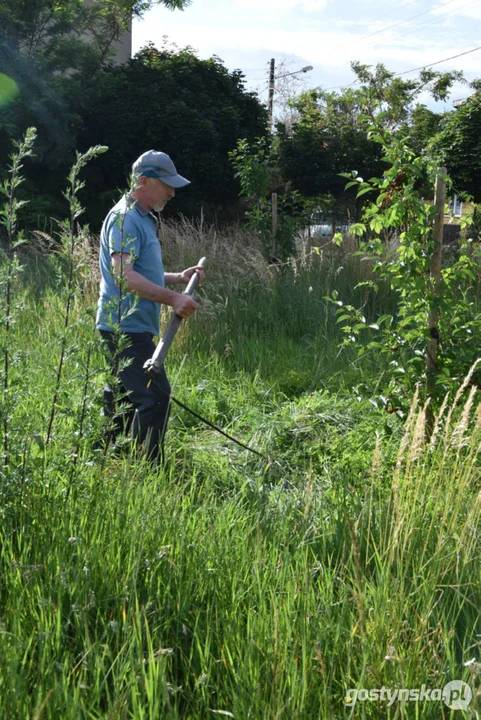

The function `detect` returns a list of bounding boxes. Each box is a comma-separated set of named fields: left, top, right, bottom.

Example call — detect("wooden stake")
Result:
left=271, top=191, right=278, bottom=258
left=425, top=169, right=446, bottom=438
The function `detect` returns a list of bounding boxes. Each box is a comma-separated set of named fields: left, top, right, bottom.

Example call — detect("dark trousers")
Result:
left=100, top=331, right=171, bottom=462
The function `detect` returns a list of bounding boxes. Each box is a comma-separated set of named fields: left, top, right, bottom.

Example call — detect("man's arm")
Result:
left=165, top=266, right=206, bottom=285
left=112, top=253, right=199, bottom=318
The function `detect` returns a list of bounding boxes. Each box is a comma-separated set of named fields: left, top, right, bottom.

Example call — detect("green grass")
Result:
left=0, top=248, right=480, bottom=718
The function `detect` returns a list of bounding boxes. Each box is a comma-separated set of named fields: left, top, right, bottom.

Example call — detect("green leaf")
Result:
left=349, top=223, right=366, bottom=237
left=369, top=216, right=385, bottom=233
left=357, top=186, right=374, bottom=198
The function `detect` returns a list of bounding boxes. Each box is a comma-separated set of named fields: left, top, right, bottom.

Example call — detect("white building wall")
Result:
left=84, top=0, right=132, bottom=65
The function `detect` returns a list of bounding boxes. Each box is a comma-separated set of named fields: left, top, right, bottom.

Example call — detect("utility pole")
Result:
left=267, top=58, right=275, bottom=132
left=266, top=60, right=313, bottom=132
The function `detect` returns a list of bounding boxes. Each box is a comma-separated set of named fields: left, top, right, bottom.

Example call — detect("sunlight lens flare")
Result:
left=0, top=73, right=20, bottom=106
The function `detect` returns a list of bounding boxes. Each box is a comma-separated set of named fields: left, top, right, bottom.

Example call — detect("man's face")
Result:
left=141, top=176, right=175, bottom=211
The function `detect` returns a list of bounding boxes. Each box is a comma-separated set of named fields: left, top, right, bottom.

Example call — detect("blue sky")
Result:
left=133, top=0, right=481, bottom=112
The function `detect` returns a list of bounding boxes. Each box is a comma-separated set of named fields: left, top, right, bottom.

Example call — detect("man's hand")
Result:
left=112, top=254, right=203, bottom=318
left=172, top=293, right=200, bottom=318
left=179, top=265, right=206, bottom=285
left=164, top=266, right=206, bottom=286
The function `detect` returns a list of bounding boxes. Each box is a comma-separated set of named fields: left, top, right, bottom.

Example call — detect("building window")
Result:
left=446, top=196, right=463, bottom=217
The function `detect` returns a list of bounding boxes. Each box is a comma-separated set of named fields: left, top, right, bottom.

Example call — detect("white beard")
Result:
left=153, top=202, right=165, bottom=212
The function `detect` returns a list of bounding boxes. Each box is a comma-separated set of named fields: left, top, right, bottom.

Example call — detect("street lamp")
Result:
left=276, top=65, right=313, bottom=81
left=267, top=59, right=313, bottom=131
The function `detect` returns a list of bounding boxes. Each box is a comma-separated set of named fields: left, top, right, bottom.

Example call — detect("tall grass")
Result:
left=157, top=218, right=395, bottom=395
left=0, top=193, right=479, bottom=717
left=0, top=128, right=36, bottom=470
left=0, top=378, right=480, bottom=718
left=0, top=234, right=478, bottom=717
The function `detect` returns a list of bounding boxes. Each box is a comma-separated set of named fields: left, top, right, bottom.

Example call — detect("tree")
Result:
left=276, top=63, right=462, bottom=225
left=405, top=105, right=443, bottom=158
left=0, top=1, right=197, bottom=225
left=268, top=56, right=312, bottom=130
left=329, top=99, right=481, bottom=420
left=77, top=44, right=267, bottom=226
left=0, top=1, right=191, bottom=71
left=429, top=91, right=481, bottom=202
left=2, top=42, right=267, bottom=227
left=229, top=136, right=307, bottom=259
left=277, top=87, right=384, bottom=225
left=349, top=62, right=462, bottom=128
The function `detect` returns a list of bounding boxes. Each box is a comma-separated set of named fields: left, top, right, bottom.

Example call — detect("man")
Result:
left=96, top=149, right=205, bottom=461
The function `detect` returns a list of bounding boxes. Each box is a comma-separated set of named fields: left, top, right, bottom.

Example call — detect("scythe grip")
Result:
left=143, top=256, right=207, bottom=379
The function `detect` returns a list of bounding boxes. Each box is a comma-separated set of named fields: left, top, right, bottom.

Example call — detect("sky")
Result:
left=132, top=0, right=481, bottom=113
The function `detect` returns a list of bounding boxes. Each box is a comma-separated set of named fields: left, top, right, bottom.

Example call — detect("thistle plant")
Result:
left=0, top=127, right=36, bottom=472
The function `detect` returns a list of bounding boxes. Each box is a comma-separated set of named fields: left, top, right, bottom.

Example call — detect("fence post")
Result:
left=425, top=168, right=446, bottom=438
left=271, top=191, right=278, bottom=258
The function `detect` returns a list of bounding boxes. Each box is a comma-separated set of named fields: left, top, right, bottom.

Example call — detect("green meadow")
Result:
left=0, top=216, right=480, bottom=719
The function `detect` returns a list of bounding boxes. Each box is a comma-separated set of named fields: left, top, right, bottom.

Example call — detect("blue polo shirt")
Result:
left=96, top=196, right=165, bottom=335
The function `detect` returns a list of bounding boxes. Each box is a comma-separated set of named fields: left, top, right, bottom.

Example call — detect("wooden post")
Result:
left=425, top=169, right=446, bottom=438
left=271, top=192, right=278, bottom=258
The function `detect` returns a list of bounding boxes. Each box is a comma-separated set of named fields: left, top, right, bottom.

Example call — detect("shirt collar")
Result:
left=126, top=194, right=158, bottom=227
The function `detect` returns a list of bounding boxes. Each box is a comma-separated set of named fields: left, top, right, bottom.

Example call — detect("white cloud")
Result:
left=133, top=0, right=481, bottom=96
left=234, top=0, right=328, bottom=11
left=137, top=20, right=472, bottom=71
left=431, top=0, right=481, bottom=19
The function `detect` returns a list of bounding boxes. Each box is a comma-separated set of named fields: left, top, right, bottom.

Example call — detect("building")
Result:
left=84, top=0, right=132, bottom=65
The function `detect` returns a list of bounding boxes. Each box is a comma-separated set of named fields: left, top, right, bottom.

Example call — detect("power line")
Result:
left=385, top=0, right=481, bottom=44
left=396, top=43, right=481, bottom=75
left=325, top=0, right=459, bottom=61
left=358, top=0, right=460, bottom=42
left=323, top=42, right=480, bottom=96
left=255, top=1, right=481, bottom=98
left=370, top=0, right=423, bottom=24
left=321, top=0, right=472, bottom=89
left=322, top=0, right=481, bottom=93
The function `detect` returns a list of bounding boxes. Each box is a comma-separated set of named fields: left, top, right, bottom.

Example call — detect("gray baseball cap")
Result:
left=132, top=150, right=190, bottom=188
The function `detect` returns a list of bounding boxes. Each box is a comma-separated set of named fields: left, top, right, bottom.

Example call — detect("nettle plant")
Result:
left=331, top=117, right=481, bottom=414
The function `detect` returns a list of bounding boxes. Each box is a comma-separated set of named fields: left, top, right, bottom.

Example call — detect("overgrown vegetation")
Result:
left=2, top=0, right=481, bottom=236
left=330, top=114, right=481, bottom=417
left=1, top=9, right=481, bottom=712
left=0, top=136, right=480, bottom=718
left=0, top=4, right=267, bottom=228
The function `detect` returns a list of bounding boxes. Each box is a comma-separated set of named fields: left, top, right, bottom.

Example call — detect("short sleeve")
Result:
left=108, top=210, right=141, bottom=258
